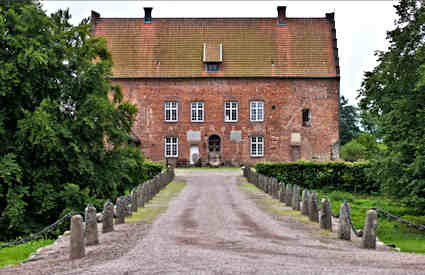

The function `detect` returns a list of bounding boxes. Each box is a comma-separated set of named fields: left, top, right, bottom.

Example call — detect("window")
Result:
left=206, top=62, right=220, bottom=72
left=165, top=101, right=178, bottom=122
left=250, top=136, right=264, bottom=157
left=250, top=101, right=264, bottom=122
left=302, top=109, right=311, bottom=127
left=191, top=102, right=204, bottom=122
left=225, top=101, right=238, bottom=122
left=164, top=136, right=178, bottom=157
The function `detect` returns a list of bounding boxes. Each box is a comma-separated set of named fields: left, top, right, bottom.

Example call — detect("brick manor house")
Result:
left=92, top=6, right=340, bottom=166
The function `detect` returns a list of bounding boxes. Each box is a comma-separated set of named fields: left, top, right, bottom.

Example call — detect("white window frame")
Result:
left=164, top=101, right=178, bottom=122
left=250, top=101, right=264, bottom=122
left=224, top=101, right=238, bottom=122
left=191, top=102, right=204, bottom=122
left=164, top=136, right=178, bottom=157
left=250, top=136, right=264, bottom=157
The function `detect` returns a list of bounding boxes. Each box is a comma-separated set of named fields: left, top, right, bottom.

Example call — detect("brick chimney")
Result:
left=277, top=6, right=287, bottom=25
left=144, top=7, right=152, bottom=24
left=90, top=11, right=100, bottom=34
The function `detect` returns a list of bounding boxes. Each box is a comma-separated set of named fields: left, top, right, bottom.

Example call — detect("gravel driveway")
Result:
left=6, top=169, right=425, bottom=274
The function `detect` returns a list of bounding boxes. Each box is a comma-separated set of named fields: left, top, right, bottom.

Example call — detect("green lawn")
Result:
left=313, top=189, right=425, bottom=253
left=0, top=239, right=54, bottom=268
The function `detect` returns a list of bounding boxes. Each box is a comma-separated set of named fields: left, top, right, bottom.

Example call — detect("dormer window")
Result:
left=206, top=62, right=220, bottom=72
left=203, top=43, right=222, bottom=73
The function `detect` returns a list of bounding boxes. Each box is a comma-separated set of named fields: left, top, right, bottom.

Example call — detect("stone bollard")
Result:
left=301, top=189, right=309, bottom=216
left=141, top=184, right=147, bottom=207
left=115, top=196, right=125, bottom=224
left=102, top=200, right=114, bottom=233
left=136, top=185, right=142, bottom=208
left=70, top=215, right=85, bottom=260
left=285, top=184, right=292, bottom=206
left=85, top=205, right=99, bottom=246
left=272, top=179, right=279, bottom=199
left=338, top=202, right=351, bottom=240
left=260, top=175, right=265, bottom=192
left=320, top=197, right=332, bottom=231
left=268, top=179, right=272, bottom=195
left=124, top=195, right=132, bottom=217
left=292, top=185, right=300, bottom=211
left=279, top=183, right=286, bottom=203
left=147, top=181, right=152, bottom=201
left=308, top=192, right=319, bottom=222
left=131, top=189, right=138, bottom=213
left=361, top=209, right=378, bottom=249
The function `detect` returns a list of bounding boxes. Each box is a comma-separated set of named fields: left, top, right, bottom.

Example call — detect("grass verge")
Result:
left=0, top=239, right=54, bottom=268
left=238, top=178, right=313, bottom=225
left=313, top=189, right=425, bottom=253
left=125, top=181, right=186, bottom=224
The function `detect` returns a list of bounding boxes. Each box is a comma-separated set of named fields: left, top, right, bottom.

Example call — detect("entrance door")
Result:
left=208, top=135, right=220, bottom=153
left=208, top=135, right=221, bottom=166
left=190, top=145, right=199, bottom=165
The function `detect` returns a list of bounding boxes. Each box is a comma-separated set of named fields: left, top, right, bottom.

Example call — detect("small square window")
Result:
left=206, top=63, right=220, bottom=72
left=302, top=109, right=311, bottom=127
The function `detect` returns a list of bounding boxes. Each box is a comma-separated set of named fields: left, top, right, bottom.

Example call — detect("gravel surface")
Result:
left=4, top=169, right=425, bottom=274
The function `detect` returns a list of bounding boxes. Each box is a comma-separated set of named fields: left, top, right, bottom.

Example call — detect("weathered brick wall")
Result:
left=113, top=78, right=339, bottom=165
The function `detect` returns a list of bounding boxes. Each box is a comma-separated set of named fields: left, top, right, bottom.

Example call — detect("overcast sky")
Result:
left=40, top=1, right=398, bottom=106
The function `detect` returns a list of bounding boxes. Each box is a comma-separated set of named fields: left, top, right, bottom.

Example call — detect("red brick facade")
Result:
left=94, top=6, right=341, bottom=166
left=115, top=77, right=339, bottom=165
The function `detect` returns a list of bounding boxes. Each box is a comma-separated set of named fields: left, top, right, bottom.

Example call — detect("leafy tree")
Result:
left=359, top=0, right=425, bottom=210
left=339, top=96, right=361, bottom=145
left=341, top=133, right=386, bottom=162
left=0, top=1, right=148, bottom=239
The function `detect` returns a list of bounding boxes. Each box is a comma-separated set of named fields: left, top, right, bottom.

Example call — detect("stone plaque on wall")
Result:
left=230, top=130, right=242, bottom=142
left=187, top=130, right=201, bottom=142
left=291, top=132, right=301, bottom=146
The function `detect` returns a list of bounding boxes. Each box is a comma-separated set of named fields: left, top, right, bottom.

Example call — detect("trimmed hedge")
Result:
left=142, top=161, right=163, bottom=180
left=255, top=161, right=379, bottom=194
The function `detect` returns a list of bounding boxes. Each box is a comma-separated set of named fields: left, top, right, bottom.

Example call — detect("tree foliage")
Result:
left=340, top=133, right=386, bottom=162
left=339, top=96, right=361, bottom=145
left=0, top=1, right=154, bottom=239
left=359, top=0, right=425, bottom=210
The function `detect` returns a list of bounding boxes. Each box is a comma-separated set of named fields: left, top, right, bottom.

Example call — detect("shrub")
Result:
left=341, top=140, right=366, bottom=161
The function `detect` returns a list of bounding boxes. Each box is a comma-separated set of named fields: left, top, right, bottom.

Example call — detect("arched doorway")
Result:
left=208, top=134, right=221, bottom=166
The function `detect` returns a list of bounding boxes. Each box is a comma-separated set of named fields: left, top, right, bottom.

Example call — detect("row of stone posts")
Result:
left=242, top=166, right=377, bottom=249
left=70, top=168, right=175, bottom=259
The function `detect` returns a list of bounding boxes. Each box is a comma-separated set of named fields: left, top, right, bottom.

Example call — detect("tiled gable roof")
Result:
left=94, top=16, right=339, bottom=78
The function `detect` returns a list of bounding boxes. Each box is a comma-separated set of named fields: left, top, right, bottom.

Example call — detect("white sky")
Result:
left=40, top=1, right=398, bottom=106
